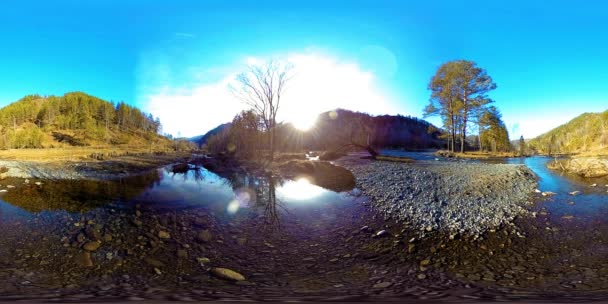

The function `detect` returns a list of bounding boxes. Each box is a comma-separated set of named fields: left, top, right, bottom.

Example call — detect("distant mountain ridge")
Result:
left=199, top=109, right=443, bottom=152
left=190, top=123, right=232, bottom=147
left=528, top=110, right=608, bottom=154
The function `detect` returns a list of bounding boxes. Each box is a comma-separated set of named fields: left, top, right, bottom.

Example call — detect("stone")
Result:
left=158, top=231, right=170, bottom=239
left=408, top=244, right=416, bottom=253
left=420, top=259, right=431, bottom=266
left=197, top=230, right=212, bottom=243
left=197, top=257, right=211, bottom=264
left=375, top=230, right=389, bottom=237
left=83, top=241, right=101, bottom=252
left=177, top=249, right=188, bottom=259
left=373, top=281, right=392, bottom=288
left=569, top=191, right=581, bottom=196
left=77, top=252, right=93, bottom=267
left=210, top=267, right=246, bottom=281
left=144, top=257, right=165, bottom=268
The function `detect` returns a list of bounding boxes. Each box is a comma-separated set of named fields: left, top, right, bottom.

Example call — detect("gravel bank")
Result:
left=337, top=156, right=538, bottom=237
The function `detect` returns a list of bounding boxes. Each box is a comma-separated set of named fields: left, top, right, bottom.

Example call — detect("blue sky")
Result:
left=1, top=0, right=607, bottom=138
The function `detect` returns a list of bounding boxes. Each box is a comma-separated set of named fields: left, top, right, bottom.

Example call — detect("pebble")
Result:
left=83, top=241, right=101, bottom=252
left=158, top=231, right=170, bottom=239
left=372, top=281, right=392, bottom=288
left=76, top=252, right=93, bottom=267
left=210, top=267, right=246, bottom=281
left=375, top=230, right=389, bottom=237
left=197, top=230, right=212, bottom=242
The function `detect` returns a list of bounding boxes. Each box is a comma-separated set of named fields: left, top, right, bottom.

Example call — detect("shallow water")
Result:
left=480, top=156, right=608, bottom=220
left=382, top=150, right=608, bottom=219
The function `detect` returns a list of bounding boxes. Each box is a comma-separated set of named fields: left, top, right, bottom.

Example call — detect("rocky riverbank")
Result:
left=337, top=155, right=538, bottom=238
left=548, top=157, right=608, bottom=178
left=0, top=152, right=191, bottom=181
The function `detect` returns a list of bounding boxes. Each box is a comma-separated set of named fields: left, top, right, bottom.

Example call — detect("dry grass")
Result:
left=0, top=146, right=177, bottom=162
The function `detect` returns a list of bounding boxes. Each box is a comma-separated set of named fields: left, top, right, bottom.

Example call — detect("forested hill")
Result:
left=0, top=92, right=170, bottom=149
left=528, top=110, right=608, bottom=154
left=306, top=109, right=444, bottom=150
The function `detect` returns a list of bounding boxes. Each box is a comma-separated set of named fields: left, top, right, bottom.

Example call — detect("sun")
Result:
left=291, top=115, right=317, bottom=131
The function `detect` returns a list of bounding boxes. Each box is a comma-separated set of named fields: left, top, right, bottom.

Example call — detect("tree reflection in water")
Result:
left=1, top=170, right=163, bottom=213
left=209, top=168, right=287, bottom=230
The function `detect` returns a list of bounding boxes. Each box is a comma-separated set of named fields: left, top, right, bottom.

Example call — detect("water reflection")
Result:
left=0, top=171, right=162, bottom=213
left=0, top=164, right=354, bottom=230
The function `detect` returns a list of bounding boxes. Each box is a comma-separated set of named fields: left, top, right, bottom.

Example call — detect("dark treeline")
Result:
left=0, top=92, right=162, bottom=148
left=303, top=109, right=443, bottom=151
left=204, top=108, right=443, bottom=158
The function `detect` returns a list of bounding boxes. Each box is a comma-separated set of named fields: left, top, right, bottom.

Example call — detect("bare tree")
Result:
left=231, top=60, right=292, bottom=162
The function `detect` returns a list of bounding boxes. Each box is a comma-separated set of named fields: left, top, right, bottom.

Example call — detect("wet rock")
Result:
left=158, top=231, right=170, bottom=239
left=197, top=230, right=212, bottom=243
left=193, top=217, right=207, bottom=228
left=144, top=257, right=165, bottom=268
left=85, top=227, right=102, bottom=241
left=77, top=252, right=93, bottom=267
left=177, top=249, right=188, bottom=259
left=408, top=244, right=416, bottom=253
left=83, top=241, right=101, bottom=252
left=210, top=267, right=246, bottom=281
left=374, top=230, right=389, bottom=238
left=569, top=191, right=581, bottom=196
left=372, top=281, right=392, bottom=288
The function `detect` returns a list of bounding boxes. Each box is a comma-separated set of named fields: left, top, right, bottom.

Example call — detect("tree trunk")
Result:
left=269, top=126, right=275, bottom=162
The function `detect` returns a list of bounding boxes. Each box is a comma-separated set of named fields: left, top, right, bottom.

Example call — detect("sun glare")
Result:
left=291, top=115, right=317, bottom=131
left=277, top=177, right=325, bottom=201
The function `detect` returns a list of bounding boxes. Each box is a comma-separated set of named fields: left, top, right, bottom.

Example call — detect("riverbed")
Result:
left=1, top=153, right=608, bottom=301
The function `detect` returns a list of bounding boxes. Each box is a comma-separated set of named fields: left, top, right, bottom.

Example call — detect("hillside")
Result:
left=203, top=109, right=443, bottom=154
left=190, top=123, right=231, bottom=148
left=0, top=92, right=172, bottom=149
left=528, top=110, right=608, bottom=154
left=304, top=109, right=443, bottom=150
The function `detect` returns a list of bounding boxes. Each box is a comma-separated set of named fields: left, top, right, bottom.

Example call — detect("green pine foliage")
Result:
left=528, top=110, right=608, bottom=154
left=0, top=92, right=163, bottom=149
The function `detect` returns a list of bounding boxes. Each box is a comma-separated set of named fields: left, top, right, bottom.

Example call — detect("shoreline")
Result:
left=336, top=154, right=538, bottom=238
left=0, top=151, right=192, bottom=181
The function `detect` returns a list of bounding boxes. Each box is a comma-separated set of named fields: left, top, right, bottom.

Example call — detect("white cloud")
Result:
left=139, top=50, right=398, bottom=137
left=505, top=112, right=581, bottom=139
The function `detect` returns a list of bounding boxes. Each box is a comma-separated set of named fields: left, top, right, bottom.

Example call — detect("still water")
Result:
left=0, top=166, right=361, bottom=221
